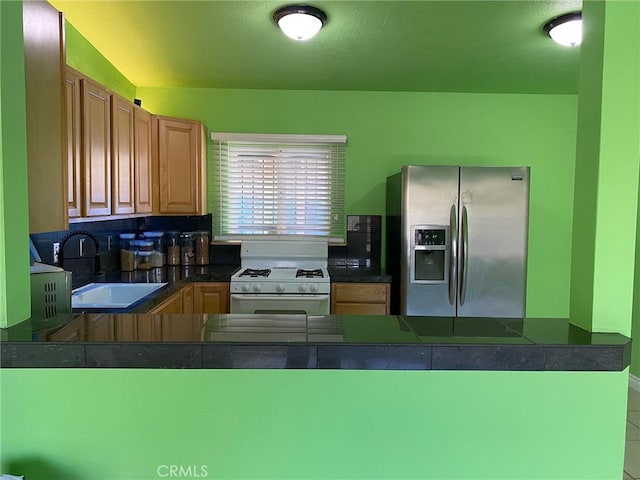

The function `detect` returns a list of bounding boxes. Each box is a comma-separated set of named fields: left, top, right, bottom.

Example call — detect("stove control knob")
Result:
left=299, top=284, right=308, bottom=293
left=276, top=283, right=285, bottom=293
left=242, top=284, right=250, bottom=293
left=309, top=284, right=318, bottom=293
left=253, top=284, right=262, bottom=292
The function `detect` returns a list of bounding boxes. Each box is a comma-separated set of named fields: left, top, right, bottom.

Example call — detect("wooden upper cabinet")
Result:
left=23, top=1, right=67, bottom=232
left=193, top=283, right=230, bottom=314
left=81, top=77, right=111, bottom=216
left=155, top=116, right=206, bottom=215
left=111, top=94, right=135, bottom=215
left=134, top=107, right=153, bottom=213
left=65, top=67, right=82, bottom=218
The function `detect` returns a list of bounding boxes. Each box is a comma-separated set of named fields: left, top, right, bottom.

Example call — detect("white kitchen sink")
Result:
left=72, top=283, right=167, bottom=309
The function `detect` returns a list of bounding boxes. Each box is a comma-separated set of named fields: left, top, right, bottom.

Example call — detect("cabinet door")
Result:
left=136, top=316, right=162, bottom=341
left=182, top=284, right=194, bottom=314
left=65, top=67, right=82, bottom=218
left=134, top=107, right=153, bottom=213
left=331, top=283, right=390, bottom=315
left=81, top=78, right=111, bottom=216
left=48, top=316, right=85, bottom=341
left=193, top=283, right=230, bottom=314
left=147, top=290, right=183, bottom=314
left=111, top=94, right=135, bottom=215
left=157, top=117, right=202, bottom=214
left=114, top=314, right=138, bottom=341
left=23, top=1, right=67, bottom=232
left=86, top=314, right=115, bottom=340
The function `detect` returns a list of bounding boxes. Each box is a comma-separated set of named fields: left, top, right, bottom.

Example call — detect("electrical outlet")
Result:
left=53, top=242, right=60, bottom=265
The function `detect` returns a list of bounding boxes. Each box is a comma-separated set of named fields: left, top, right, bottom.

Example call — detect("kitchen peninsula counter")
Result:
left=1, top=314, right=631, bottom=371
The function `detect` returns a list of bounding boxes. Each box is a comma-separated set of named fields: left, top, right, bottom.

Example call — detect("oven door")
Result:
left=230, top=294, right=330, bottom=315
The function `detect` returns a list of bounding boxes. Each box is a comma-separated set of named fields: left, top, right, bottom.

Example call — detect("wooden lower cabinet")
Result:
left=48, top=316, right=86, bottom=341
left=86, top=314, right=115, bottom=340
left=147, top=289, right=183, bottom=314
left=161, top=314, right=206, bottom=341
left=193, top=283, right=230, bottom=314
left=182, top=284, right=194, bottom=314
left=331, top=283, right=390, bottom=315
left=146, top=283, right=229, bottom=315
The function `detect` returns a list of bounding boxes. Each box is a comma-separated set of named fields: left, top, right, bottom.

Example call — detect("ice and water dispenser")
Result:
left=410, top=226, right=448, bottom=283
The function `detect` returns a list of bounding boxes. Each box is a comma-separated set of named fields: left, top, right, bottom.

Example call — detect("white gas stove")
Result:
left=230, top=241, right=330, bottom=314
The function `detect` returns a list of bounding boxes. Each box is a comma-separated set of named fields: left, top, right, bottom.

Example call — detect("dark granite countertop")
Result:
left=327, top=266, right=392, bottom=283
left=1, top=314, right=631, bottom=371
left=71, top=264, right=391, bottom=314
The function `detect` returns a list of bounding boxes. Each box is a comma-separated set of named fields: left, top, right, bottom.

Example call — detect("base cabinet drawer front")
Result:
left=332, top=283, right=390, bottom=303
left=331, top=302, right=388, bottom=316
left=193, top=283, right=230, bottom=314
left=331, top=283, right=390, bottom=315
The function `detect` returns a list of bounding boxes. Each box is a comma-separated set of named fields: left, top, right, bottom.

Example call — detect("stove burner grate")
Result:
left=239, top=268, right=271, bottom=278
left=296, top=268, right=324, bottom=279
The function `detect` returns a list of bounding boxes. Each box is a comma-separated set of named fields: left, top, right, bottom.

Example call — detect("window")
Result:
left=210, top=133, right=346, bottom=242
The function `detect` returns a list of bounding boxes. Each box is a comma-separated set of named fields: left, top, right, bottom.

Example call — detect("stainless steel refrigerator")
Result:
left=386, top=165, right=529, bottom=317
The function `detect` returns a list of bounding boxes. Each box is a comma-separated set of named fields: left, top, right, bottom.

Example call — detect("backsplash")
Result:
left=30, top=215, right=214, bottom=288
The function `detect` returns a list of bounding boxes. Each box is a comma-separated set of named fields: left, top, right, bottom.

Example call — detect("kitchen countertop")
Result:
left=72, top=264, right=392, bottom=314
left=1, top=314, right=631, bottom=371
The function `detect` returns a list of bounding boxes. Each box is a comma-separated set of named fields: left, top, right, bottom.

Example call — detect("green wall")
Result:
left=137, top=86, right=578, bottom=319
left=65, top=21, right=136, bottom=100
left=0, top=368, right=630, bottom=480
left=570, top=1, right=640, bottom=338
left=0, top=0, right=31, bottom=327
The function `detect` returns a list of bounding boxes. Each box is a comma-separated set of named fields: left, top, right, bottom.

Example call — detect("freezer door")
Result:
left=457, top=167, right=529, bottom=317
left=402, top=165, right=459, bottom=316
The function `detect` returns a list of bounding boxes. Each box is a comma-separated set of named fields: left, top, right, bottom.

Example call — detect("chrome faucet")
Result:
left=58, top=230, right=102, bottom=275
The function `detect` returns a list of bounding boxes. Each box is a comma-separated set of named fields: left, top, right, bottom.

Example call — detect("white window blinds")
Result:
left=210, top=133, right=346, bottom=242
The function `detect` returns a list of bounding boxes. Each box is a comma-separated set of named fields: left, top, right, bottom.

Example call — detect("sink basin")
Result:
left=72, top=283, right=167, bottom=309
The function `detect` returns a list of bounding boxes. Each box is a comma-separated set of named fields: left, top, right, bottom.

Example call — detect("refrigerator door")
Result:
left=402, top=165, right=459, bottom=315
left=457, top=167, right=529, bottom=317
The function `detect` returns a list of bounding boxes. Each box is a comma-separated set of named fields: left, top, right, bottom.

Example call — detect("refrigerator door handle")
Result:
left=460, top=205, right=469, bottom=305
left=448, top=204, right=457, bottom=305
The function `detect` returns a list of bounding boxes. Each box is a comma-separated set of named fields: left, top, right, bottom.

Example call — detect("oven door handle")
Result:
left=231, top=294, right=329, bottom=300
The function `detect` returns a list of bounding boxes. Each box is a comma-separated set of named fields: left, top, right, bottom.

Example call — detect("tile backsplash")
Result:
left=30, top=215, right=214, bottom=288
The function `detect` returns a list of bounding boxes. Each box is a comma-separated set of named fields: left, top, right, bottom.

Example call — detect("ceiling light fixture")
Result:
left=543, top=12, right=582, bottom=47
left=273, top=5, right=327, bottom=41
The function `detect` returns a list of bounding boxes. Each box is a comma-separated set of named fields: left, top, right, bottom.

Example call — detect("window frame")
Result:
left=210, top=132, right=347, bottom=243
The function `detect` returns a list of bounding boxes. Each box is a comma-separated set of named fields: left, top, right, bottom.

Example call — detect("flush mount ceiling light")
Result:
left=543, top=12, right=582, bottom=47
left=273, top=5, right=327, bottom=41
